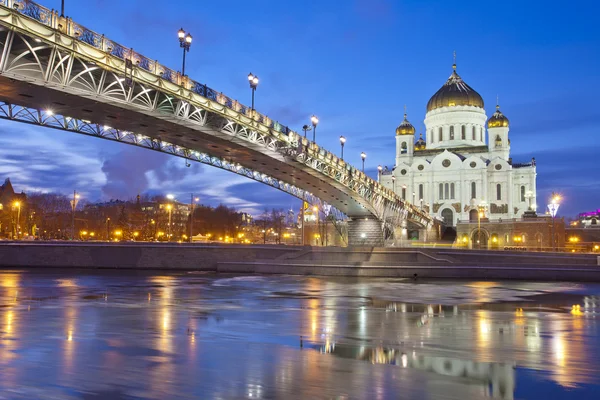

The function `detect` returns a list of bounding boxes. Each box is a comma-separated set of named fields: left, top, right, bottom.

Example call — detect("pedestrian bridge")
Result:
left=0, top=0, right=437, bottom=245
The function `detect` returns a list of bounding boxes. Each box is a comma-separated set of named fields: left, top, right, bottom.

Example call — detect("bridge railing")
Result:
left=1, top=0, right=431, bottom=223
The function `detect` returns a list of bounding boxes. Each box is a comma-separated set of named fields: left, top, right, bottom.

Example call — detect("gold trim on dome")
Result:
left=426, top=65, right=484, bottom=112
left=396, top=111, right=416, bottom=136
left=487, top=104, right=510, bottom=128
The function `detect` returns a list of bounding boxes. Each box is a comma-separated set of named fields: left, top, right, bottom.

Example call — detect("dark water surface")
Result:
left=0, top=269, right=599, bottom=399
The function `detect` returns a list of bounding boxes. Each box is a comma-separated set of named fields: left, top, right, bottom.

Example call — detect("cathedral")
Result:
left=380, top=62, right=537, bottom=227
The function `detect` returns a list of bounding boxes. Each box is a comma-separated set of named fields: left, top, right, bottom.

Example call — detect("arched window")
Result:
left=441, top=208, right=453, bottom=226
left=449, top=126, right=455, bottom=140
left=472, top=126, right=476, bottom=140
left=450, top=183, right=455, bottom=199
left=444, top=183, right=449, bottom=199
left=438, top=127, right=443, bottom=142
left=430, top=129, right=434, bottom=142
left=520, top=186, right=526, bottom=202
left=402, top=187, right=406, bottom=200
left=439, top=183, right=443, bottom=200
left=496, top=184, right=502, bottom=200
left=471, top=182, right=476, bottom=199
left=401, top=142, right=407, bottom=154
left=419, top=184, right=424, bottom=201
left=479, top=127, right=483, bottom=142
left=495, top=135, right=502, bottom=148
left=461, top=125, right=466, bottom=140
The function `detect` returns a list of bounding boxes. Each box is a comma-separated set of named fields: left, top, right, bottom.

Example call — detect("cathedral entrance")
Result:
left=441, top=208, right=454, bottom=226
left=471, top=229, right=488, bottom=249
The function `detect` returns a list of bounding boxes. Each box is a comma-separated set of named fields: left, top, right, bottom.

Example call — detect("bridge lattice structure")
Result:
left=0, top=0, right=435, bottom=233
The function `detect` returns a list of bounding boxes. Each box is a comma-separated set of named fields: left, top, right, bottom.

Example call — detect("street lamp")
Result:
left=190, top=195, right=199, bottom=243
left=248, top=72, right=259, bottom=111
left=311, top=115, right=319, bottom=143
left=412, top=192, right=416, bottom=205
left=392, top=176, right=396, bottom=194
left=70, top=191, right=80, bottom=240
left=547, top=194, right=561, bottom=251
left=477, top=202, right=487, bottom=249
left=339, top=136, right=346, bottom=160
left=361, top=152, right=366, bottom=173
left=302, top=124, right=312, bottom=139
left=12, top=201, right=21, bottom=240
left=377, top=165, right=383, bottom=182
left=177, top=28, right=192, bottom=77
left=166, top=204, right=173, bottom=242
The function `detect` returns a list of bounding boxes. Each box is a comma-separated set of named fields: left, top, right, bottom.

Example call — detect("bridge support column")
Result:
left=347, top=217, right=384, bottom=247
left=393, top=221, right=409, bottom=247
left=419, top=224, right=441, bottom=243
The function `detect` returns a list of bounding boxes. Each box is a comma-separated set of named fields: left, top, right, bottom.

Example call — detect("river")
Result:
left=0, top=269, right=599, bottom=399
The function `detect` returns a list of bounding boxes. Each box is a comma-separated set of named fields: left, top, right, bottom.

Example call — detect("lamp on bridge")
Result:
left=302, top=125, right=312, bottom=138
left=339, top=136, right=346, bottom=160
left=360, top=152, right=366, bottom=173
left=377, top=165, right=382, bottom=182
left=311, top=115, right=319, bottom=142
left=391, top=175, right=396, bottom=193
left=248, top=73, right=259, bottom=111
left=177, top=28, right=193, bottom=77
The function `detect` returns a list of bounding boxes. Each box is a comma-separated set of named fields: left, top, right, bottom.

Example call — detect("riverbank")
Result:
left=1, top=242, right=599, bottom=281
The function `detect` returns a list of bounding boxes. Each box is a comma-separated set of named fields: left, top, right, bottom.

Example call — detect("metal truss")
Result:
left=0, top=1, right=435, bottom=229
left=0, top=101, right=347, bottom=219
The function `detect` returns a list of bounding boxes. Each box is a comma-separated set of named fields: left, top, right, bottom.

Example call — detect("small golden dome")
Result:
left=396, top=113, right=416, bottom=136
left=415, top=133, right=426, bottom=150
left=426, top=65, right=484, bottom=112
left=487, top=104, right=509, bottom=128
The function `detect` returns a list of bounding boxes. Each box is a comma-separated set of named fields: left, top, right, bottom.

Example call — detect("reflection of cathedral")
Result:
left=380, top=61, right=537, bottom=226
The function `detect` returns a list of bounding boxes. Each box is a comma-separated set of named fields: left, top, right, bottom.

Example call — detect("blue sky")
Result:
left=0, top=0, right=599, bottom=217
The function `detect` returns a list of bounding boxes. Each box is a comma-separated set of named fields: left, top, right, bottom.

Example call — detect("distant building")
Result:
left=576, top=210, right=600, bottom=228
left=0, top=178, right=26, bottom=209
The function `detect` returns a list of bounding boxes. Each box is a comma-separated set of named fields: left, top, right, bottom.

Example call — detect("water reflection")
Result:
left=0, top=271, right=598, bottom=399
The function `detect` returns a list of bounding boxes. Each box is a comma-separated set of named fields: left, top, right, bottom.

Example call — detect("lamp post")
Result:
left=70, top=190, right=80, bottom=240
left=477, top=202, right=487, bottom=249
left=13, top=201, right=21, bottom=240
left=106, top=217, right=110, bottom=241
left=302, top=124, right=312, bottom=139
left=311, top=115, right=319, bottom=143
left=189, top=195, right=199, bottom=243
left=166, top=204, right=173, bottom=242
left=177, top=28, right=192, bottom=77
left=547, top=194, right=561, bottom=251
left=412, top=192, right=416, bottom=205
left=313, top=205, right=320, bottom=246
left=377, top=165, right=383, bottom=182
left=361, top=152, right=366, bottom=173
left=339, top=136, right=346, bottom=160
left=60, top=0, right=65, bottom=17
left=248, top=72, right=259, bottom=111
left=392, top=176, right=396, bottom=194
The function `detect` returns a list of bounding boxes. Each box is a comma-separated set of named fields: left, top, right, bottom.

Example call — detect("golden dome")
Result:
left=396, top=112, right=416, bottom=136
left=426, top=65, right=484, bottom=112
left=414, top=133, right=426, bottom=150
left=487, top=104, right=509, bottom=128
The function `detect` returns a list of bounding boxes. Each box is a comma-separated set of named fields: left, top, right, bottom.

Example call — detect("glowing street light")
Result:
left=302, top=124, right=312, bottom=138
left=377, top=165, right=383, bottom=181
left=311, top=115, right=319, bottom=143
left=248, top=72, right=259, bottom=111
left=361, top=152, right=366, bottom=173
left=391, top=175, right=396, bottom=193
left=70, top=190, right=80, bottom=240
left=177, top=28, right=193, bottom=76
left=190, top=195, right=200, bottom=243
left=548, top=193, right=561, bottom=251
left=339, top=136, right=346, bottom=160
left=166, top=203, right=173, bottom=242
left=12, top=201, right=21, bottom=240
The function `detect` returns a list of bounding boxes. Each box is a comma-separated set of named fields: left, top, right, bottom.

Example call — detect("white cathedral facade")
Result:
left=380, top=63, right=537, bottom=227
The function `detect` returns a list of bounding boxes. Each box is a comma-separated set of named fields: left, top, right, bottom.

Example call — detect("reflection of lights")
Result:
left=401, top=353, right=408, bottom=367
left=571, top=304, right=583, bottom=316
left=6, top=310, right=13, bottom=334
left=553, top=335, right=566, bottom=367
left=67, top=330, right=73, bottom=341
left=479, top=319, right=491, bottom=334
